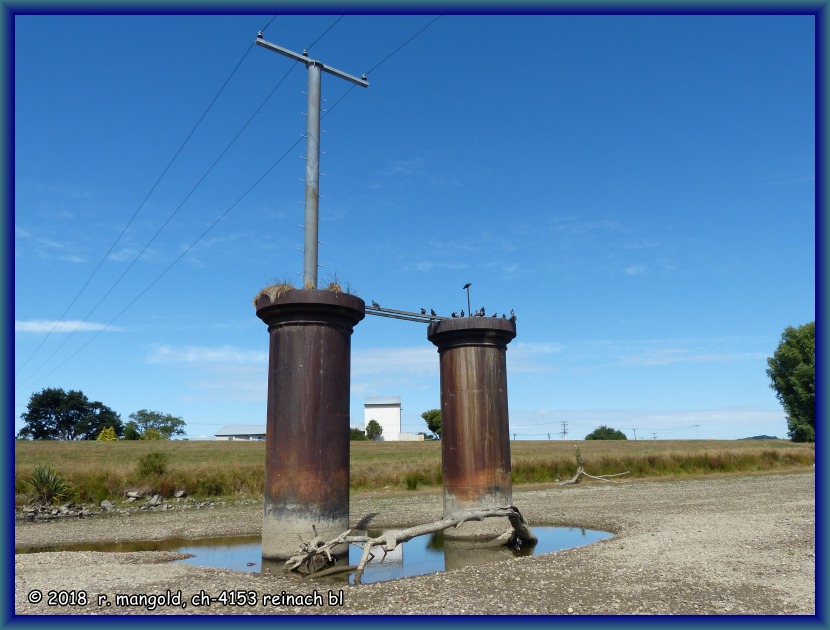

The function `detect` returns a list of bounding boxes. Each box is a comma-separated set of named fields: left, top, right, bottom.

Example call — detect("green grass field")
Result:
left=14, top=438, right=814, bottom=505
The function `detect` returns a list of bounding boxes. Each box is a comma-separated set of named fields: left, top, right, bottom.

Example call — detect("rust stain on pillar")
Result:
left=427, top=317, right=516, bottom=539
left=254, top=288, right=364, bottom=560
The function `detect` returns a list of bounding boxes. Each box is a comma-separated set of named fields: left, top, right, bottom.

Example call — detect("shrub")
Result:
left=585, top=425, right=627, bottom=440
left=26, top=464, right=72, bottom=505
left=404, top=472, right=424, bottom=490
left=366, top=420, right=383, bottom=440
left=137, top=452, right=169, bottom=476
left=97, top=426, right=118, bottom=441
left=142, top=428, right=162, bottom=441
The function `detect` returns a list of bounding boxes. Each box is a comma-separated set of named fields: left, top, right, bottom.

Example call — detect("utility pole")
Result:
left=560, top=420, right=568, bottom=440
left=631, top=428, right=638, bottom=441
left=652, top=432, right=658, bottom=440
left=694, top=424, right=700, bottom=440
left=256, top=33, right=369, bottom=289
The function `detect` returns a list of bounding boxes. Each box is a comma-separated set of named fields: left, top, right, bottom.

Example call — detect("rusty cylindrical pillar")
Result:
left=427, top=317, right=516, bottom=540
left=254, top=288, right=365, bottom=560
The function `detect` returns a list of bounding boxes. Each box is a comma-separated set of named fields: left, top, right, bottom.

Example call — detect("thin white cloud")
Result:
left=387, top=158, right=424, bottom=176
left=183, top=365, right=267, bottom=402
left=35, top=237, right=67, bottom=250
left=500, top=336, right=773, bottom=374
left=352, top=346, right=438, bottom=378
left=57, top=254, right=87, bottom=263
left=625, top=264, right=646, bottom=275
left=147, top=344, right=267, bottom=366
left=547, top=216, right=622, bottom=235
left=109, top=247, right=142, bottom=262
left=414, top=261, right=470, bottom=272
left=16, top=231, right=88, bottom=262
left=614, top=348, right=767, bottom=366
left=15, top=320, right=122, bottom=333
left=509, top=341, right=564, bottom=373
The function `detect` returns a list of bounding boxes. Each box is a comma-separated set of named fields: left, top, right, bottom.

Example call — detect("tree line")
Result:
left=17, top=387, right=186, bottom=441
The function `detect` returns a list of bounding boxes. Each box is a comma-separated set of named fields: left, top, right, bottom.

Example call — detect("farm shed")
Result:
left=214, top=425, right=266, bottom=441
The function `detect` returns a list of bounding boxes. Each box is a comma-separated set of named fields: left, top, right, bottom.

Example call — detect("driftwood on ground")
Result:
left=557, top=446, right=630, bottom=485
left=285, top=505, right=537, bottom=584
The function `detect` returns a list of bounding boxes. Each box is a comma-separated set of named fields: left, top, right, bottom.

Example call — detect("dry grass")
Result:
left=14, top=438, right=814, bottom=503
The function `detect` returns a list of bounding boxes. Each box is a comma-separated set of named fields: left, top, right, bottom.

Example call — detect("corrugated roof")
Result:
left=364, top=396, right=401, bottom=406
left=215, top=425, right=266, bottom=436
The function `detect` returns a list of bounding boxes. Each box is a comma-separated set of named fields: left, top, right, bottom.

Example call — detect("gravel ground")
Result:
left=14, top=471, right=815, bottom=616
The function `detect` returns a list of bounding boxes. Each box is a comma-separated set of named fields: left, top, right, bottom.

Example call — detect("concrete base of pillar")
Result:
left=443, top=487, right=514, bottom=541
left=262, top=508, right=349, bottom=560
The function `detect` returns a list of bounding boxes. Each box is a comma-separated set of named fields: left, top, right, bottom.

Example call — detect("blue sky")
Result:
left=13, top=13, right=815, bottom=441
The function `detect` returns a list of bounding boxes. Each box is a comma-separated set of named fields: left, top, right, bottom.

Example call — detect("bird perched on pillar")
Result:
left=451, top=312, right=458, bottom=318
left=460, top=310, right=465, bottom=317
left=371, top=300, right=380, bottom=309
left=478, top=307, right=485, bottom=317
left=420, top=308, right=426, bottom=315
left=431, top=309, right=437, bottom=317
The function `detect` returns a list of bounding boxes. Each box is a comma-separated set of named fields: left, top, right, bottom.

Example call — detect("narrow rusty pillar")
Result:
left=427, top=317, right=516, bottom=540
left=254, top=288, right=364, bottom=560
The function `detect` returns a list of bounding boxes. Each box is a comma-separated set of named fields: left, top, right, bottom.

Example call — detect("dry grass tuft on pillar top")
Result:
left=253, top=274, right=352, bottom=307
left=252, top=283, right=294, bottom=307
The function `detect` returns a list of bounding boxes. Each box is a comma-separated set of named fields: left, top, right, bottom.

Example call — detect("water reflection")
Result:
left=18, top=527, right=612, bottom=585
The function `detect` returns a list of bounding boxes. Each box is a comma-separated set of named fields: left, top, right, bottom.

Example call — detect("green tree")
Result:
left=96, top=426, right=118, bottom=441
left=767, top=322, right=815, bottom=442
left=128, top=409, right=186, bottom=440
left=585, top=425, right=628, bottom=440
left=17, top=388, right=122, bottom=440
left=421, top=409, right=442, bottom=438
left=123, top=421, right=141, bottom=440
left=366, top=420, right=383, bottom=440
left=349, top=427, right=367, bottom=441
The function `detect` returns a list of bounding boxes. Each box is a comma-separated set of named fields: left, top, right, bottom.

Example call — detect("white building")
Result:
left=363, top=397, right=424, bottom=442
left=215, top=425, right=266, bottom=441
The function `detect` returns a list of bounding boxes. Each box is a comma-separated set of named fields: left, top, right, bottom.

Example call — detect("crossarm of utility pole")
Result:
left=255, top=38, right=369, bottom=87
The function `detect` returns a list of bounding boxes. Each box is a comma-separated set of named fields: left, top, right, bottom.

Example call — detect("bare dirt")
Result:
left=14, top=471, right=815, bottom=616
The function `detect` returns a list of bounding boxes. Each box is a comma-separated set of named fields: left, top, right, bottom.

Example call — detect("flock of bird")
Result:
left=369, top=300, right=516, bottom=322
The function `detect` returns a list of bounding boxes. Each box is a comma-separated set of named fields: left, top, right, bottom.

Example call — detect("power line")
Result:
left=17, top=17, right=349, bottom=389
left=16, top=60, right=302, bottom=391
left=17, top=16, right=444, bottom=389
left=306, top=15, right=344, bottom=51
left=18, top=136, right=305, bottom=392
left=365, top=16, right=442, bottom=75
left=15, top=14, right=278, bottom=379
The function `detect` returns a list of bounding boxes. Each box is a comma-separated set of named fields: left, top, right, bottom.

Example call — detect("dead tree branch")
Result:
left=557, top=446, right=630, bottom=486
left=284, top=505, right=537, bottom=584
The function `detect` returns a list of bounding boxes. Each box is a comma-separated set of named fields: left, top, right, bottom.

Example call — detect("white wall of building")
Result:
left=364, top=397, right=401, bottom=441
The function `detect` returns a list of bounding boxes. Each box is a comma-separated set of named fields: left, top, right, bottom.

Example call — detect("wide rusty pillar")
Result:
left=427, top=317, right=516, bottom=540
left=254, top=288, right=365, bottom=560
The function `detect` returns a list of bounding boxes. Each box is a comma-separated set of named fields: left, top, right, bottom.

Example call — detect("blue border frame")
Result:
left=4, top=2, right=825, bottom=628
